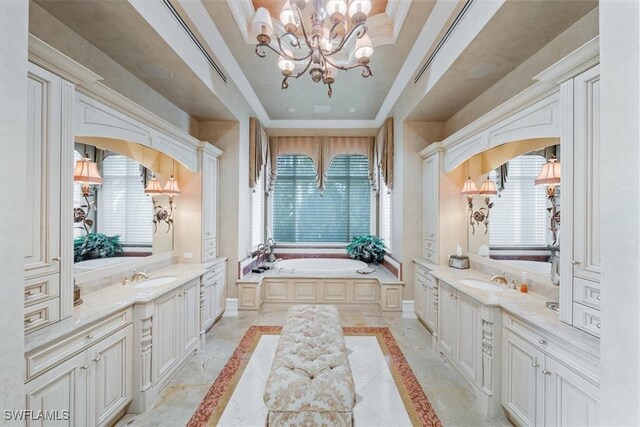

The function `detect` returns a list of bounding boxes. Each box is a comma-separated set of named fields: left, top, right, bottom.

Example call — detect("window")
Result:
left=379, top=180, right=391, bottom=251
left=251, top=172, right=265, bottom=250
left=272, top=155, right=371, bottom=243
left=98, top=155, right=153, bottom=246
left=489, top=154, right=548, bottom=248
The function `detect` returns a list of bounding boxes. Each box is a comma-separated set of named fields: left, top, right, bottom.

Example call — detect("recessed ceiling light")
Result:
left=139, top=62, right=174, bottom=80
left=466, top=61, right=499, bottom=80
left=287, top=107, right=296, bottom=113
left=348, top=108, right=357, bottom=113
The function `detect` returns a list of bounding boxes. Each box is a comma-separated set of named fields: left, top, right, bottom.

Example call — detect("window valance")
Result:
left=267, top=136, right=376, bottom=191
left=376, top=117, right=394, bottom=190
left=249, top=117, right=267, bottom=189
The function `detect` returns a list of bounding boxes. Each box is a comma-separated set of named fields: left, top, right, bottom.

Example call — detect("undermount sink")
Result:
left=133, top=275, right=178, bottom=289
left=459, top=279, right=504, bottom=291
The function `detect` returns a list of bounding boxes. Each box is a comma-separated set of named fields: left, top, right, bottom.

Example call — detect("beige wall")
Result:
left=444, top=7, right=599, bottom=137
left=198, top=121, right=242, bottom=298
left=1, top=0, right=28, bottom=419
left=29, top=2, right=196, bottom=135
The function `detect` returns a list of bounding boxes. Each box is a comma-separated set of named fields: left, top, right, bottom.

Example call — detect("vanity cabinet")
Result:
left=436, top=279, right=502, bottom=418
left=502, top=318, right=600, bottom=427
left=200, top=260, right=227, bottom=344
left=560, top=64, right=602, bottom=337
left=24, top=61, right=74, bottom=332
left=25, top=318, right=133, bottom=427
left=201, top=147, right=219, bottom=263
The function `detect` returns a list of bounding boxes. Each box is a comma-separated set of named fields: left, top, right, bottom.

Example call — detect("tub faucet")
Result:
left=490, top=273, right=508, bottom=286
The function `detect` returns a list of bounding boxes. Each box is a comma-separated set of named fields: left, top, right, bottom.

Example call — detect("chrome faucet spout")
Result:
left=490, top=273, right=508, bottom=286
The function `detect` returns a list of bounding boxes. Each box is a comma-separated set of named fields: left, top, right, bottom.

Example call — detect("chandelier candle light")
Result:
left=252, top=0, right=374, bottom=98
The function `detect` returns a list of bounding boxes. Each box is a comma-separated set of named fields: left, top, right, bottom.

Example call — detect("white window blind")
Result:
left=489, top=155, right=548, bottom=248
left=272, top=155, right=371, bottom=243
left=379, top=180, right=392, bottom=251
left=251, top=173, right=264, bottom=250
left=98, top=155, right=153, bottom=246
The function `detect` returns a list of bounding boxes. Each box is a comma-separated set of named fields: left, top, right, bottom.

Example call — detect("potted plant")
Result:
left=74, top=233, right=123, bottom=262
left=346, top=235, right=386, bottom=264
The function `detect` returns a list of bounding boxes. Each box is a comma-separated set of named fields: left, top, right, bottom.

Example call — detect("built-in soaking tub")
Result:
left=274, top=258, right=368, bottom=275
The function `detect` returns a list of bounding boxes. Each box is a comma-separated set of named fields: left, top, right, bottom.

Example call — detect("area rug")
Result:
left=187, top=326, right=442, bottom=427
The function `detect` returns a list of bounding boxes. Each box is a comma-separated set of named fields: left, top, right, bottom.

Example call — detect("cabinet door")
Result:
left=202, top=153, right=218, bottom=240
left=424, top=282, right=438, bottom=333
left=423, top=154, right=439, bottom=243
left=573, top=65, right=601, bottom=282
left=90, top=326, right=133, bottom=427
left=25, top=351, right=87, bottom=427
left=543, top=356, right=599, bottom=427
left=154, top=291, right=180, bottom=381
left=25, top=62, right=62, bottom=279
left=456, top=292, right=481, bottom=384
left=502, top=331, right=544, bottom=427
left=202, top=282, right=214, bottom=330
left=215, top=275, right=226, bottom=316
left=437, top=282, right=456, bottom=360
left=181, top=280, right=201, bottom=354
left=414, top=275, right=425, bottom=319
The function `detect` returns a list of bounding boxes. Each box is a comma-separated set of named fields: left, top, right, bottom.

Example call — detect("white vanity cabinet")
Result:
left=502, top=313, right=600, bottom=427
left=201, top=146, right=219, bottom=263
left=24, top=61, right=74, bottom=332
left=436, top=280, right=502, bottom=418
left=200, top=259, right=227, bottom=343
left=25, top=309, right=133, bottom=427
left=133, top=278, right=202, bottom=413
left=414, top=264, right=438, bottom=336
left=560, top=64, right=602, bottom=337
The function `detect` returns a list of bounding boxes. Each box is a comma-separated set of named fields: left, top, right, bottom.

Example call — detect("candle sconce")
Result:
left=461, top=177, right=497, bottom=235
left=535, top=157, right=561, bottom=246
left=145, top=167, right=180, bottom=233
left=73, top=155, right=102, bottom=234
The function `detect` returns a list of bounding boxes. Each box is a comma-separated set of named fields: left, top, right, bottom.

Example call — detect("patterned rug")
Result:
left=187, top=326, right=442, bottom=427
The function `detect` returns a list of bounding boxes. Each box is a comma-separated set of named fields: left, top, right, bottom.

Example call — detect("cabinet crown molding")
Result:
left=534, top=36, right=600, bottom=85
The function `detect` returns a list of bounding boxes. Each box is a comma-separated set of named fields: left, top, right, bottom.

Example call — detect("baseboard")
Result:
left=402, top=300, right=417, bottom=319
left=223, top=298, right=238, bottom=317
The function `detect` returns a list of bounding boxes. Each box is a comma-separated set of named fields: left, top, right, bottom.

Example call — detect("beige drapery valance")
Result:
left=376, top=117, right=394, bottom=190
left=249, top=117, right=267, bottom=189
left=267, top=136, right=376, bottom=191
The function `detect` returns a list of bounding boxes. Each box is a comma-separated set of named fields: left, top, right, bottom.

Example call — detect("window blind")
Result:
left=98, top=155, right=153, bottom=246
left=380, top=180, right=392, bottom=250
left=272, top=155, right=371, bottom=243
left=489, top=155, right=548, bottom=248
left=251, top=173, right=264, bottom=249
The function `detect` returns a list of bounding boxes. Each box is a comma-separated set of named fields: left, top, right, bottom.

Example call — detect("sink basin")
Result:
left=460, top=279, right=504, bottom=291
left=134, top=276, right=178, bottom=289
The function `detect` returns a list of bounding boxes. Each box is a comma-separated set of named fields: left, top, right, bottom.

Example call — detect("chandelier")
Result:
left=252, top=0, right=374, bottom=98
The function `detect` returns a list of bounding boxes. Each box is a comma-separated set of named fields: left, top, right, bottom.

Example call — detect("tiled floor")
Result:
left=116, top=304, right=513, bottom=427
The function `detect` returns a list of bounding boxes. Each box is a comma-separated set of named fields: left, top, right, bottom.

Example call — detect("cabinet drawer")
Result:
left=503, top=313, right=600, bottom=385
left=424, top=246, right=437, bottom=264
left=24, top=273, right=59, bottom=306
left=204, top=238, right=217, bottom=261
left=573, top=303, right=601, bottom=338
left=574, top=278, right=601, bottom=310
left=416, top=268, right=435, bottom=286
left=24, top=298, right=60, bottom=334
left=26, top=307, right=132, bottom=381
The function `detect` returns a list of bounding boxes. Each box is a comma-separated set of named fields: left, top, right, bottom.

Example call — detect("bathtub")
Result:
left=74, top=256, right=141, bottom=273
left=275, top=258, right=368, bottom=275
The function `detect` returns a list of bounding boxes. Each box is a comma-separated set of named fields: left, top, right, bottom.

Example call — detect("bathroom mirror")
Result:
left=73, top=141, right=175, bottom=274
left=463, top=140, right=560, bottom=283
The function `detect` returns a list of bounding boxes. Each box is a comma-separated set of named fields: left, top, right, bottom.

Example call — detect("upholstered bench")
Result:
left=263, top=305, right=356, bottom=426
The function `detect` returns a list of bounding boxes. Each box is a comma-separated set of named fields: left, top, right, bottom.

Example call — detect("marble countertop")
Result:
left=413, top=259, right=600, bottom=357
left=238, top=263, right=403, bottom=285
left=25, top=263, right=212, bottom=353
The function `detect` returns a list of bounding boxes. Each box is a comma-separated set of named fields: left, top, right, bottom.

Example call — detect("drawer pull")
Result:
left=596, top=323, right=601, bottom=329
left=25, top=318, right=36, bottom=325
left=26, top=290, right=37, bottom=296
left=596, top=295, right=601, bottom=301
left=80, top=365, right=89, bottom=371
left=542, top=369, right=551, bottom=376
left=85, top=334, right=94, bottom=340
left=538, top=339, right=547, bottom=345
left=571, top=260, right=580, bottom=265
left=52, top=257, right=62, bottom=262
left=531, top=362, right=539, bottom=368
left=92, top=354, right=101, bottom=363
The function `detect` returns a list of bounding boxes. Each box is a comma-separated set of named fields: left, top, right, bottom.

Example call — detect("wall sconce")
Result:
left=145, top=172, right=180, bottom=233
left=461, top=176, right=497, bottom=235
left=535, top=157, right=561, bottom=245
left=73, top=155, right=103, bottom=233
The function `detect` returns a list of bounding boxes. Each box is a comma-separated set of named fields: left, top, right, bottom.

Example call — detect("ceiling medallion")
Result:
left=252, top=0, right=374, bottom=98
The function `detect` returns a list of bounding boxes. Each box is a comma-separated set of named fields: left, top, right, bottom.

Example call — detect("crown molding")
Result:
left=534, top=36, right=599, bottom=84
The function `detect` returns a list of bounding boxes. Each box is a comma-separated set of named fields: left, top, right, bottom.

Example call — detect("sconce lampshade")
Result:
left=163, top=175, right=181, bottom=195
left=478, top=177, right=498, bottom=196
left=460, top=177, right=479, bottom=196
left=144, top=176, right=163, bottom=195
left=73, top=157, right=102, bottom=185
left=535, top=158, right=561, bottom=186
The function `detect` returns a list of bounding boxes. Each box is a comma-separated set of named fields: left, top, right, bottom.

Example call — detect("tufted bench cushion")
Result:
left=263, top=305, right=355, bottom=427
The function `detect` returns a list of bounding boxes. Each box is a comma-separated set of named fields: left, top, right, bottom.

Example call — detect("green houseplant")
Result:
left=346, top=235, right=386, bottom=264
left=74, top=233, right=124, bottom=262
